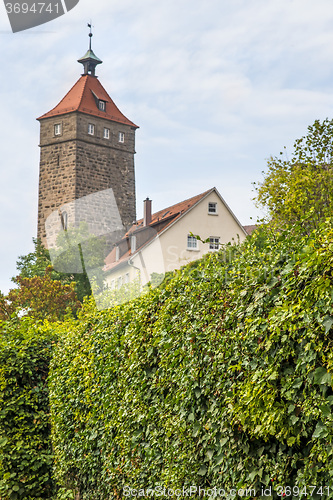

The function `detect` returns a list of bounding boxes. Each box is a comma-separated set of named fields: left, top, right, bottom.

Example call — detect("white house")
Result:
left=104, top=187, right=248, bottom=290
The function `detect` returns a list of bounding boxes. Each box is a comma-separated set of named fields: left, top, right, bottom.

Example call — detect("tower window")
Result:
left=98, top=100, right=106, bottom=111
left=54, top=123, right=62, bottom=136
left=88, top=123, right=95, bottom=135
left=118, top=132, right=125, bottom=143
left=103, top=128, right=110, bottom=139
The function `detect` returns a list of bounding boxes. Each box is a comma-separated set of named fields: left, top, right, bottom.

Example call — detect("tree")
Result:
left=13, top=224, right=107, bottom=302
left=0, top=268, right=81, bottom=322
left=254, top=118, right=333, bottom=233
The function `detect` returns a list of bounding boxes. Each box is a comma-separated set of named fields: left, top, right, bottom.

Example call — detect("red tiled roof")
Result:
left=127, top=189, right=212, bottom=236
left=243, top=224, right=257, bottom=235
left=104, top=189, right=213, bottom=272
left=37, top=74, right=138, bottom=128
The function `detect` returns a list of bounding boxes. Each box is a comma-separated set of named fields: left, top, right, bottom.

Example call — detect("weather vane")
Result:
left=88, top=21, right=93, bottom=50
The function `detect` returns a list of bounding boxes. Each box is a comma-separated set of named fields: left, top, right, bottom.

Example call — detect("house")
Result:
left=104, top=187, right=247, bottom=290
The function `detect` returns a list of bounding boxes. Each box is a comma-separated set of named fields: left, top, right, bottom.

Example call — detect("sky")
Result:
left=1, top=0, right=333, bottom=293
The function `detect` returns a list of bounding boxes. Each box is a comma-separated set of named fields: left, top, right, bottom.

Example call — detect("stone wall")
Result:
left=37, top=111, right=137, bottom=246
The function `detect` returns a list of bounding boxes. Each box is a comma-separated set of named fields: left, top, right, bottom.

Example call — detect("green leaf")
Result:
left=0, top=437, right=8, bottom=447
left=323, top=315, right=333, bottom=334
left=194, top=387, right=201, bottom=398
left=312, top=421, right=329, bottom=439
left=214, top=453, right=224, bottom=466
left=197, top=465, right=207, bottom=476
left=313, top=367, right=331, bottom=386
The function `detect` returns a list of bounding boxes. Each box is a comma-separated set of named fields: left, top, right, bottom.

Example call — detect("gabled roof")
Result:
left=104, top=189, right=211, bottom=272
left=127, top=189, right=213, bottom=236
left=104, top=187, right=247, bottom=272
left=37, top=74, right=138, bottom=128
left=243, top=224, right=257, bottom=235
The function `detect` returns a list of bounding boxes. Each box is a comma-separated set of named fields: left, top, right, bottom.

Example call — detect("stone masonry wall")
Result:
left=37, top=112, right=77, bottom=244
left=37, top=111, right=136, bottom=247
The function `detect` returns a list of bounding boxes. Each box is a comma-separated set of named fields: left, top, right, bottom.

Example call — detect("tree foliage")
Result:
left=13, top=225, right=107, bottom=303
left=254, top=118, right=333, bottom=232
left=48, top=219, right=333, bottom=499
left=0, top=268, right=81, bottom=322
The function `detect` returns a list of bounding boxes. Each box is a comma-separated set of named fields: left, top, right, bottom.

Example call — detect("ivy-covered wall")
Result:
left=48, top=222, right=333, bottom=499
left=0, top=319, right=57, bottom=499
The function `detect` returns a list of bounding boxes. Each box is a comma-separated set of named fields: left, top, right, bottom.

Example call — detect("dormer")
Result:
left=98, top=100, right=106, bottom=111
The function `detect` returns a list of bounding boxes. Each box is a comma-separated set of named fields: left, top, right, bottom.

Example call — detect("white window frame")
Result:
left=118, top=132, right=125, bottom=143
left=208, top=202, right=217, bottom=214
left=88, top=123, right=95, bottom=135
left=187, top=235, right=198, bottom=250
left=103, top=127, right=110, bottom=139
left=99, top=100, right=106, bottom=111
left=209, top=236, right=220, bottom=251
left=54, top=123, right=62, bottom=136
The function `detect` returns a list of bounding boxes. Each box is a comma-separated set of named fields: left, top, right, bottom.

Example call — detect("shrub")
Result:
left=0, top=318, right=57, bottom=499
left=49, top=221, right=333, bottom=498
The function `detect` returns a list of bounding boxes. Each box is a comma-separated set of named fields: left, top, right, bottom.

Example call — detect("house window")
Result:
left=118, top=132, right=125, bottom=143
left=54, top=123, right=62, bottom=136
left=187, top=235, right=198, bottom=250
left=103, top=128, right=110, bottom=139
left=209, top=237, right=220, bottom=251
left=98, top=100, right=106, bottom=111
left=88, top=123, right=95, bottom=135
left=208, top=202, right=217, bottom=214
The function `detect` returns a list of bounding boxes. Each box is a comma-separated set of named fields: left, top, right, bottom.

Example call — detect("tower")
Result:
left=37, top=32, right=138, bottom=246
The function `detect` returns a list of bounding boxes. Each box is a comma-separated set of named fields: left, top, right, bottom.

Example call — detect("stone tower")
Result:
left=37, top=35, right=138, bottom=247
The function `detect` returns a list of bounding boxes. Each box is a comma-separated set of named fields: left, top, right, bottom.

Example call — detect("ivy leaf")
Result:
left=192, top=421, right=201, bottom=437
left=197, top=465, right=207, bottom=476
left=194, top=387, right=201, bottom=398
left=214, top=453, right=224, bottom=466
left=313, top=367, right=331, bottom=386
left=323, top=315, right=333, bottom=334
left=312, top=421, right=329, bottom=439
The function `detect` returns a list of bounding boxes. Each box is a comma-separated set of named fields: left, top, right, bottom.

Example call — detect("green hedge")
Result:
left=49, top=222, right=333, bottom=499
left=0, top=318, right=57, bottom=499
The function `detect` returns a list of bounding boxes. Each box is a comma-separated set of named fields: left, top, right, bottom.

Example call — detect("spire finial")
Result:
left=78, top=23, right=102, bottom=77
left=88, top=22, right=93, bottom=51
